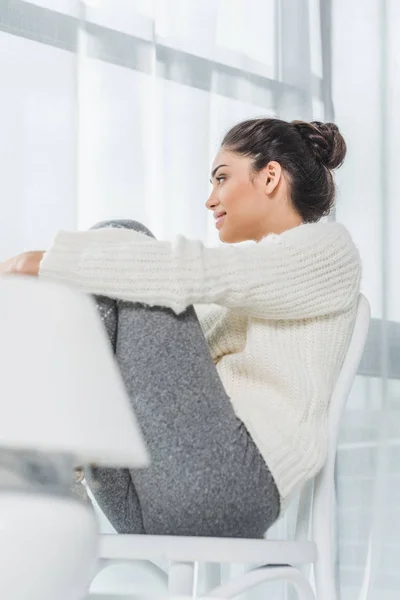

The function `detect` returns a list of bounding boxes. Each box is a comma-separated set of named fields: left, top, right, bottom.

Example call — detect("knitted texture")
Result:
left=40, top=222, right=361, bottom=507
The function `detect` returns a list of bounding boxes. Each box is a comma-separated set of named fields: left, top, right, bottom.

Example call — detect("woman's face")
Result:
left=206, top=149, right=271, bottom=243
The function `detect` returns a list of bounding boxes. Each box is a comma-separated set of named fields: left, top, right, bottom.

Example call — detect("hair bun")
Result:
left=291, top=120, right=346, bottom=169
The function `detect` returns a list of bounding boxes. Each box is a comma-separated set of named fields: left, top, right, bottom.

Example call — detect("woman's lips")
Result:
left=214, top=212, right=226, bottom=229
left=216, top=215, right=225, bottom=229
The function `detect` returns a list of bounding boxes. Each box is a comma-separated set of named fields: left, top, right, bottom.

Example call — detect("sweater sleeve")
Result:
left=39, top=222, right=361, bottom=320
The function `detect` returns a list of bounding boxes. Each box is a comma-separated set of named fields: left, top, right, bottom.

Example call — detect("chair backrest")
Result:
left=305, top=294, right=370, bottom=596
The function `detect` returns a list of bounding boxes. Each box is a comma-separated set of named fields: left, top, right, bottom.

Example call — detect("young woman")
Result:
left=1, top=118, right=361, bottom=538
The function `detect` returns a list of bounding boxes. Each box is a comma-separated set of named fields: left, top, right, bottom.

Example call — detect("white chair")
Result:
left=94, top=294, right=370, bottom=600
left=0, top=276, right=149, bottom=600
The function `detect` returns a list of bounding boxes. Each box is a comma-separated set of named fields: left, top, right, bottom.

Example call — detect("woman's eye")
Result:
left=216, top=176, right=226, bottom=183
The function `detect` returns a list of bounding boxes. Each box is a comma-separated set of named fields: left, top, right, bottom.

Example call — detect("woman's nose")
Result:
left=205, top=191, right=218, bottom=211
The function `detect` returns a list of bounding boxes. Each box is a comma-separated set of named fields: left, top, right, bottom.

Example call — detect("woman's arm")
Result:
left=38, top=222, right=361, bottom=321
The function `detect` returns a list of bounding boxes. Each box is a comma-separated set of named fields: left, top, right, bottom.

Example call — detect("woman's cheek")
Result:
left=220, top=183, right=234, bottom=207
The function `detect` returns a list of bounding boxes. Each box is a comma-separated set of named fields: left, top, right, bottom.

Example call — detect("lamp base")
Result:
left=0, top=492, right=98, bottom=600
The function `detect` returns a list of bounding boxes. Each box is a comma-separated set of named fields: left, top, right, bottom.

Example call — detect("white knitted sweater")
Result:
left=39, top=221, right=361, bottom=509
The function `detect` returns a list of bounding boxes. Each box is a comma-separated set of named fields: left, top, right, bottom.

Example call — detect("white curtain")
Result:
left=0, top=0, right=325, bottom=256
left=1, top=1, right=397, bottom=599
left=0, top=0, right=78, bottom=259
left=76, top=0, right=325, bottom=247
left=333, top=1, right=400, bottom=599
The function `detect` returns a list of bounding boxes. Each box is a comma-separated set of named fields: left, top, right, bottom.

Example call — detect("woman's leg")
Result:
left=87, top=219, right=280, bottom=538
left=85, top=221, right=152, bottom=534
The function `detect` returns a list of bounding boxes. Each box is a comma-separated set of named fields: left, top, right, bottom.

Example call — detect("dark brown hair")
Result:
left=221, top=118, right=347, bottom=222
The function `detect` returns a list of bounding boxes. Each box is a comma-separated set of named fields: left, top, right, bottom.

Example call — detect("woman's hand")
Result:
left=0, top=251, right=45, bottom=277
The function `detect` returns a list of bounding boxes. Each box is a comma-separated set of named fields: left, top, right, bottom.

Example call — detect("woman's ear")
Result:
left=264, top=161, right=282, bottom=195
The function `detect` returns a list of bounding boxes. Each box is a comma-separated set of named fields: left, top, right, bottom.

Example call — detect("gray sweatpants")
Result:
left=86, top=220, right=280, bottom=538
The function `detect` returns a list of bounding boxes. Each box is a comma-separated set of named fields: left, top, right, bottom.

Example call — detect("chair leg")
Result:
left=168, top=561, right=196, bottom=595
left=206, top=565, right=316, bottom=600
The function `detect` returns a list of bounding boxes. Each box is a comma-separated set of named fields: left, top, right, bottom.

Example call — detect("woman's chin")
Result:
left=219, top=228, right=242, bottom=244
left=218, top=228, right=231, bottom=243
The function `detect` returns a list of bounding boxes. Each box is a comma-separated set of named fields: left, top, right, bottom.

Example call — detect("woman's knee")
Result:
left=90, top=219, right=155, bottom=238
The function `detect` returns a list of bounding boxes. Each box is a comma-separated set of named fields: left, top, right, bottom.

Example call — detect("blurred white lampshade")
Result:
left=0, top=276, right=149, bottom=468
